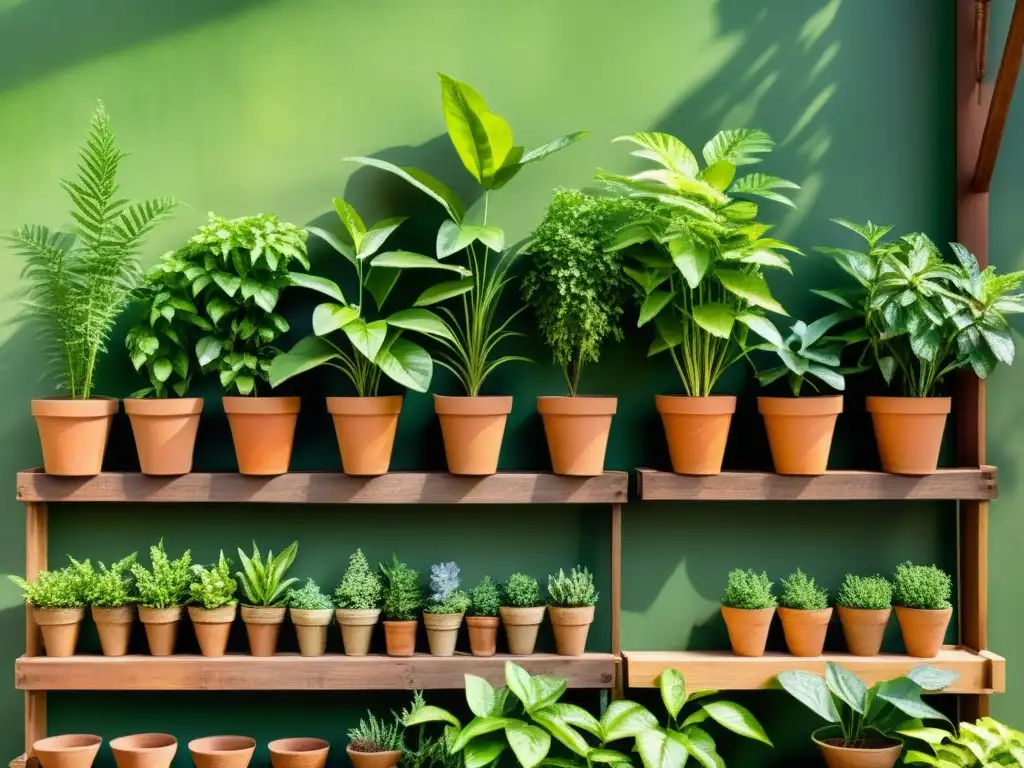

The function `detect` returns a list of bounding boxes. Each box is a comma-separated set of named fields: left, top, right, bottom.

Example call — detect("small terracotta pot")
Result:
left=537, top=396, right=617, bottom=476
left=383, top=619, right=417, bottom=656
left=327, top=396, right=402, bottom=475
left=434, top=395, right=512, bottom=475
left=34, top=606, right=85, bottom=657
left=866, top=396, right=951, bottom=475
left=335, top=608, right=380, bottom=656
left=895, top=605, right=953, bottom=658
left=138, top=605, right=182, bottom=656
left=758, top=395, right=842, bottom=475
left=656, top=395, right=735, bottom=475
left=838, top=606, right=891, bottom=657
left=549, top=605, right=595, bottom=656
left=423, top=612, right=464, bottom=656
left=33, top=734, right=102, bottom=768
left=268, top=738, right=330, bottom=768
left=777, top=606, right=833, bottom=657
left=241, top=605, right=286, bottom=656
left=500, top=606, right=546, bottom=655
left=124, top=397, right=203, bottom=475
left=720, top=605, right=774, bottom=657
left=223, top=396, right=300, bottom=475
left=346, top=747, right=401, bottom=768
left=188, top=604, right=237, bottom=657
left=188, top=737, right=256, bottom=768
left=92, top=605, right=134, bottom=657
left=32, top=398, right=118, bottom=476
left=466, top=616, right=499, bottom=657
left=812, top=727, right=902, bottom=768
left=110, top=733, right=178, bottom=768
left=290, top=608, right=332, bottom=657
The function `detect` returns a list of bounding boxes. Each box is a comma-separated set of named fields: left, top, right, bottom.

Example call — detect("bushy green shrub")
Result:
left=188, top=551, right=238, bottom=610
left=469, top=576, right=500, bottom=617
left=721, top=569, right=776, bottom=610
left=502, top=573, right=542, bottom=608
left=423, top=562, right=470, bottom=615
left=87, top=554, right=137, bottom=608
left=335, top=549, right=383, bottom=611
left=893, top=562, right=952, bottom=610
left=288, top=579, right=333, bottom=611
left=131, top=541, right=192, bottom=608
left=837, top=574, right=893, bottom=610
left=547, top=566, right=598, bottom=607
left=779, top=569, right=829, bottom=610
left=9, top=557, right=93, bottom=608
left=348, top=710, right=404, bottom=753
left=381, top=555, right=421, bottom=621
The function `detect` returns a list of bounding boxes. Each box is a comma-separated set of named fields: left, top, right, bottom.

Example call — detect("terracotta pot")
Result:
left=777, top=606, right=833, bottom=657
left=423, top=612, right=464, bottom=656
left=290, top=608, right=332, bottom=657
left=499, top=606, right=546, bottom=655
left=110, top=733, right=178, bottom=768
left=537, top=396, right=617, bottom=476
left=268, top=738, right=330, bottom=768
left=223, top=396, right=300, bottom=475
left=466, top=616, right=499, bottom=657
left=188, top=604, right=237, bottom=657
left=656, top=395, right=735, bottom=475
left=549, top=605, right=595, bottom=656
left=32, top=398, right=118, bottom=476
left=758, top=396, right=842, bottom=475
left=866, top=396, right=951, bottom=474
left=124, top=398, right=203, bottom=475
left=241, top=605, right=286, bottom=656
left=383, top=619, right=417, bottom=656
left=720, top=605, right=774, bottom=657
left=335, top=608, right=380, bottom=656
left=812, top=727, right=902, bottom=768
left=188, top=737, right=256, bottom=768
left=92, top=605, right=134, bottom=657
left=434, top=395, right=512, bottom=475
left=33, top=734, right=102, bottom=768
left=346, top=747, right=401, bottom=768
left=895, top=605, right=953, bottom=658
left=838, top=606, right=891, bottom=657
left=138, top=605, right=182, bottom=656
left=34, top=606, right=85, bottom=657
left=327, top=396, right=402, bottom=475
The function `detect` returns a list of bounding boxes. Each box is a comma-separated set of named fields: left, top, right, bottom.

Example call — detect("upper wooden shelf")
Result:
left=15, top=470, right=628, bottom=505
left=636, top=467, right=998, bottom=501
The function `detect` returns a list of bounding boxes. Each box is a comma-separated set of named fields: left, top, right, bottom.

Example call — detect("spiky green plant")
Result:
left=236, top=541, right=299, bottom=607
left=348, top=710, right=404, bottom=753
left=547, top=566, right=599, bottom=607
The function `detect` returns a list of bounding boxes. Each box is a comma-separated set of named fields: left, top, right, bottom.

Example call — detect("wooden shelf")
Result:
left=636, top=467, right=998, bottom=501
left=15, top=470, right=628, bottom=505
left=15, top=652, right=617, bottom=690
left=9, top=755, right=26, bottom=768
left=623, top=647, right=1005, bottom=693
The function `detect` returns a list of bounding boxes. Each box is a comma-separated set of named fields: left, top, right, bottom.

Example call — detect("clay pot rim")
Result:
left=268, top=738, right=330, bottom=755
left=811, top=726, right=902, bottom=753
left=124, top=397, right=204, bottom=416
left=758, top=395, right=843, bottom=416
left=720, top=604, right=776, bottom=614
left=865, top=396, right=951, bottom=415
left=31, top=397, right=118, bottom=417
left=189, top=603, right=238, bottom=621
left=837, top=604, right=892, bottom=613
left=188, top=736, right=257, bottom=754
left=433, top=394, right=513, bottom=415
left=290, top=607, right=334, bottom=625
left=138, top=605, right=183, bottom=621
left=655, top=394, right=737, bottom=415
left=327, top=395, right=403, bottom=416
left=110, top=733, right=178, bottom=751
left=777, top=606, right=833, bottom=616
left=222, top=396, right=301, bottom=415
left=34, top=735, right=102, bottom=752
left=894, top=604, right=953, bottom=614
left=466, top=615, right=500, bottom=624
left=382, top=618, right=419, bottom=625
left=536, top=396, right=618, bottom=416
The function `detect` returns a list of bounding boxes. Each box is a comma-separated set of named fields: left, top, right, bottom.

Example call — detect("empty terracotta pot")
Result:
left=290, top=608, right=332, bottom=657
left=110, top=733, right=178, bottom=768
left=838, top=606, right=891, bottom=657
left=124, top=397, right=203, bottom=475
left=223, top=396, right=300, bottom=475
left=32, top=398, right=118, bottom=476
left=383, top=619, right=417, bottom=656
left=549, top=605, right=595, bottom=656
left=33, top=734, right=102, bottom=768
left=188, top=604, right=237, bottom=657
left=423, top=612, right=464, bottom=656
left=92, top=605, right=134, bottom=657
left=188, top=737, right=256, bottom=768
left=812, top=727, right=902, bottom=768
left=758, top=395, right=842, bottom=475
left=241, top=605, right=286, bottom=656
left=537, top=396, right=617, bottom=476
left=268, top=738, right=330, bottom=768
left=138, top=605, right=182, bottom=656
left=866, top=396, right=951, bottom=475
left=466, top=616, right=499, bottom=656
left=777, top=606, right=833, bottom=657
left=721, top=605, right=774, bottom=657
left=327, top=396, right=402, bottom=475
left=346, top=747, right=401, bottom=768
left=34, top=606, right=85, bottom=657
left=434, top=395, right=512, bottom=475
left=895, top=605, right=953, bottom=658
left=335, top=608, right=380, bottom=656
left=656, top=395, right=735, bottom=475
left=499, top=606, right=546, bottom=655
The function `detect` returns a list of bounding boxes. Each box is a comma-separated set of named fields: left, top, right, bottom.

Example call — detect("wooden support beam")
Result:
left=610, top=503, right=622, bottom=701
left=23, top=503, right=46, bottom=758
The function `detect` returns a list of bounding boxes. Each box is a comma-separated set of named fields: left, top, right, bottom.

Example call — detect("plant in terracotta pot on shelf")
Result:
left=3, top=103, right=176, bottom=476
left=422, top=562, right=470, bottom=657
left=465, top=575, right=501, bottom=657
left=499, top=572, right=545, bottom=655
left=347, top=710, right=404, bottom=768
left=86, top=553, right=137, bottom=657
left=130, top=540, right=191, bottom=656
left=267, top=738, right=330, bottom=768
left=893, top=562, right=953, bottom=658
left=600, top=130, right=799, bottom=475
left=836, top=573, right=892, bottom=657
left=236, top=541, right=299, bottom=656
left=188, top=737, right=257, bottom=768
left=720, top=568, right=776, bottom=657
left=32, top=734, right=103, bottom=768
left=187, top=551, right=238, bottom=658
left=777, top=569, right=832, bottom=657
left=334, top=548, right=383, bottom=656
left=9, top=557, right=92, bottom=657
left=547, top=566, right=598, bottom=656
left=350, top=74, right=586, bottom=475
left=109, top=733, right=178, bottom=768
left=380, top=555, right=422, bottom=657
left=287, top=578, right=333, bottom=657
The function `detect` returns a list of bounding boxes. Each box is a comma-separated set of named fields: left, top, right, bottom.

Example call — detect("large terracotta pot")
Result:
left=223, top=396, right=300, bottom=475
left=110, top=733, right=178, bottom=768
left=838, top=606, right=891, bottom=657
left=895, top=605, right=952, bottom=658
left=241, top=605, right=286, bottom=656
left=188, top=737, right=256, bottom=768
left=268, top=738, right=330, bottom=768
left=383, top=619, right=417, bottom=656
left=466, top=616, right=499, bottom=657
left=720, top=605, right=774, bottom=657
left=777, top=606, right=833, bottom=657
left=758, top=395, right=842, bottom=475
left=423, top=612, right=464, bottom=656
left=290, top=608, right=332, bottom=657
left=866, top=396, right=951, bottom=474
left=33, top=734, right=102, bottom=768
left=549, top=605, right=595, bottom=656
left=124, top=397, right=203, bottom=475
left=32, top=398, right=118, bottom=476
left=812, top=727, right=902, bottom=768
left=327, top=396, right=402, bottom=475
left=138, top=605, right=182, bottom=656
left=92, top=605, right=134, bottom=657
left=188, top=604, right=237, bottom=657
left=335, top=608, right=380, bottom=656
left=34, top=606, right=86, bottom=657
left=656, top=395, right=735, bottom=475
left=434, top=395, right=512, bottom=475
left=499, top=606, right=545, bottom=655
left=346, top=747, right=401, bottom=768
left=537, top=396, right=617, bottom=476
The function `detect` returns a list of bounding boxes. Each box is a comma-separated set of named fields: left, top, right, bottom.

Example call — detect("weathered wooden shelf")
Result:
left=15, top=652, right=617, bottom=690
left=623, top=647, right=1005, bottom=693
left=636, top=467, right=998, bottom=501
left=9, top=754, right=27, bottom=768
left=15, top=470, right=628, bottom=505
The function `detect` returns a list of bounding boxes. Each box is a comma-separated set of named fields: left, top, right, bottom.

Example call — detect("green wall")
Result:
left=0, top=1, right=976, bottom=766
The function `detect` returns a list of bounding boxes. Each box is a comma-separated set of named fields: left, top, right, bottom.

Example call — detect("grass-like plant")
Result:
left=424, top=562, right=470, bottom=615
left=547, top=566, right=599, bottom=608
left=288, top=578, right=333, bottom=611
left=188, top=551, right=238, bottom=610
left=334, top=549, right=383, bottom=610
left=87, top=553, right=137, bottom=608
left=469, top=576, right=500, bottom=617
left=779, top=569, right=829, bottom=610
left=380, top=555, right=422, bottom=621
left=130, top=540, right=192, bottom=609
left=9, top=557, right=93, bottom=608
left=502, top=573, right=542, bottom=608
left=236, top=541, right=299, bottom=607
left=893, top=562, right=952, bottom=610
left=348, top=710, right=404, bottom=753
left=721, top=569, right=776, bottom=610
left=836, top=574, right=893, bottom=610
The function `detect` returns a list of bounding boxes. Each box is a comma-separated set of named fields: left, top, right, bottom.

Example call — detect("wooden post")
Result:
left=610, top=502, right=622, bottom=700
left=24, top=502, right=47, bottom=762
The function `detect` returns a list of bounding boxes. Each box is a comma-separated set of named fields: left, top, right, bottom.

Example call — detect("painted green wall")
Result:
left=0, top=1, right=975, bottom=766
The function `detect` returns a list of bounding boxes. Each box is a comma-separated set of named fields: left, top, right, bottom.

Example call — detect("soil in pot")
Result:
left=549, top=605, right=595, bottom=656
left=124, top=398, right=203, bottom=475
left=346, top=747, right=401, bottom=768
left=383, top=619, right=417, bottom=656
left=92, top=605, right=134, bottom=657
left=335, top=608, right=380, bottom=656
left=777, top=606, right=833, bottom=657
left=838, top=606, right=891, bottom=657
left=33, top=734, right=103, bottom=768
left=241, top=605, right=286, bottom=656
left=537, top=396, right=617, bottom=476
left=188, top=604, right=237, bottom=657
left=110, top=733, right=178, bottom=768
left=327, top=396, right=402, bottom=475
left=34, top=606, right=86, bottom=657
left=720, top=605, right=774, bottom=657
left=499, top=606, right=545, bottom=655
left=32, top=398, right=118, bottom=476
left=188, top=737, right=256, bottom=768
left=268, top=739, right=330, bottom=768
left=758, top=395, right=843, bottom=475
left=290, top=608, right=332, bottom=657
left=466, top=616, right=499, bottom=657
left=866, top=396, right=951, bottom=475
left=812, top=728, right=902, bottom=768
left=423, top=612, right=464, bottom=656
left=223, top=396, right=300, bottom=475
left=138, top=605, right=182, bottom=656
left=656, top=395, right=736, bottom=475
left=434, top=395, right=512, bottom=475
left=894, top=605, right=953, bottom=658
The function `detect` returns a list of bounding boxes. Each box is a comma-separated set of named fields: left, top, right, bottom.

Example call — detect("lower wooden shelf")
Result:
left=8, top=755, right=25, bottom=768
left=15, top=652, right=617, bottom=691
left=623, top=647, right=1005, bottom=693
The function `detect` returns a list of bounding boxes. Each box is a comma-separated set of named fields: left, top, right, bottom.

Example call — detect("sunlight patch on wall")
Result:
left=798, top=0, right=843, bottom=51
left=622, top=559, right=717, bottom=650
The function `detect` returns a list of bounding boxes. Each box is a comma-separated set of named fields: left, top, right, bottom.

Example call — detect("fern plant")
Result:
left=3, top=103, right=176, bottom=398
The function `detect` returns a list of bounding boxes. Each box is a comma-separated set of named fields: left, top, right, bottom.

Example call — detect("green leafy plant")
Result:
left=349, top=74, right=587, bottom=395
left=779, top=569, right=829, bottom=610
left=893, top=562, right=952, bottom=610
left=424, top=562, right=470, bottom=614
left=401, top=691, right=460, bottom=768
left=721, top=569, right=776, bottom=610
left=130, top=540, right=192, bottom=609
left=188, top=551, right=238, bottom=610
left=837, top=574, right=893, bottom=611
left=902, top=717, right=1024, bottom=767
left=502, top=573, right=542, bottom=608
left=236, top=541, right=299, bottom=606
left=9, top=557, right=93, bottom=608
left=547, top=566, right=598, bottom=608
left=380, top=555, right=422, bottom=620
left=3, top=103, right=176, bottom=398
left=335, top=548, right=383, bottom=610
left=348, top=710, right=405, bottom=753
left=87, top=553, right=137, bottom=608
left=288, top=578, right=333, bottom=611
left=469, top=576, right=501, bottom=617
left=754, top=311, right=864, bottom=396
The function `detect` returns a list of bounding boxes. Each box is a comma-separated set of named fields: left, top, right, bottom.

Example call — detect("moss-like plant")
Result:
left=335, top=549, right=383, bottom=610
left=87, top=553, right=137, bottom=608
left=779, top=569, right=829, bottom=610
left=188, top=551, right=238, bottom=610
left=288, top=579, right=333, bottom=611
left=893, top=562, right=952, bottom=610
left=502, top=572, right=542, bottom=608
left=836, top=574, right=893, bottom=610
left=381, top=555, right=422, bottom=621
left=469, top=576, right=500, bottom=617
left=423, top=562, right=470, bottom=615
left=547, top=566, right=598, bottom=607
left=9, top=558, right=93, bottom=608
left=131, top=540, right=192, bottom=609
left=721, top=569, right=776, bottom=610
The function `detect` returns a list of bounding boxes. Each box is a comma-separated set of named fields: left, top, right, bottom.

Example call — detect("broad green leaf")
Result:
left=675, top=727, right=719, bottom=768
left=529, top=675, right=568, bottom=713
left=875, top=677, right=949, bottom=724
left=206, top=297, right=235, bottom=325
left=437, top=220, right=477, bottom=259
left=196, top=336, right=222, bottom=367
left=404, top=704, right=461, bottom=728
left=307, top=225, right=356, bottom=265
left=636, top=729, right=687, bottom=768
left=439, top=73, right=514, bottom=184
left=702, top=129, right=774, bottom=166
left=658, top=669, right=687, bottom=720
left=333, top=197, right=366, bottom=251
left=901, top=750, right=942, bottom=766
left=465, top=675, right=496, bottom=719
left=463, top=738, right=506, bottom=768
left=414, top=277, right=475, bottom=307
left=681, top=710, right=709, bottom=728
left=289, top=272, right=346, bottom=303
left=624, top=265, right=669, bottom=295
left=539, top=703, right=601, bottom=739
left=521, top=131, right=589, bottom=164
left=825, top=663, right=867, bottom=714
left=477, top=226, right=505, bottom=252
left=736, top=313, right=783, bottom=347
left=211, top=271, right=241, bottom=297
left=268, top=336, right=337, bottom=388
left=731, top=173, right=799, bottom=207
left=376, top=335, right=434, bottom=393
left=343, top=318, right=388, bottom=363
left=345, top=156, right=464, bottom=222
left=693, top=302, right=736, bottom=338
left=907, top=665, right=960, bottom=692
left=599, top=700, right=658, bottom=742
left=450, top=717, right=517, bottom=753
left=739, top=249, right=792, bottom=273
left=652, top=313, right=684, bottom=354
left=373, top=250, right=471, bottom=275
left=152, top=358, right=172, bottom=383
left=639, top=291, right=673, bottom=326
left=506, top=661, right=532, bottom=706
left=700, top=701, right=771, bottom=745
left=607, top=222, right=658, bottom=253
left=312, top=303, right=360, bottom=336
left=776, top=671, right=840, bottom=723
left=386, top=308, right=455, bottom=341
left=896, top=727, right=954, bottom=747
left=702, top=160, right=736, bottom=191
left=505, top=723, right=551, bottom=768
left=669, top=237, right=710, bottom=288
left=717, top=269, right=787, bottom=314
left=365, top=267, right=401, bottom=311
left=614, top=132, right=699, bottom=177
left=530, top=712, right=590, bottom=757
left=358, top=216, right=407, bottom=260
left=807, top=365, right=845, bottom=391
left=587, top=749, right=631, bottom=765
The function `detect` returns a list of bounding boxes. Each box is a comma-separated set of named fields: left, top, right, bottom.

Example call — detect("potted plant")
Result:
left=465, top=575, right=500, bottom=656
left=601, top=130, right=799, bottom=474
left=777, top=569, right=832, bottom=657
left=499, top=572, right=545, bottom=655
left=836, top=573, right=892, bottom=657
left=267, top=739, right=329, bottom=768
left=380, top=555, right=421, bottom=657
left=346, top=711, right=403, bottom=768
left=188, top=737, right=256, bottom=768
left=721, top=569, right=776, bottom=657
left=9, top=557, right=92, bottom=656
left=288, top=578, right=333, bottom=657
left=421, top=562, right=470, bottom=656
left=547, top=566, right=598, bottom=656
left=130, top=540, right=192, bottom=656
left=32, top=735, right=103, bottom=768
left=86, top=553, right=137, bottom=657
left=3, top=103, right=175, bottom=476
left=187, top=551, right=238, bottom=658
left=109, top=733, right=178, bottom=768
left=236, top=541, right=299, bottom=656
left=893, top=562, right=953, bottom=658
left=350, top=74, right=587, bottom=475
left=902, top=717, right=1024, bottom=766
left=334, top=549, right=383, bottom=656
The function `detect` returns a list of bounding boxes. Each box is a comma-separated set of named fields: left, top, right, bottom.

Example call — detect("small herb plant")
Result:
left=722, top=569, right=776, bottom=610
left=335, top=549, right=383, bottom=610
left=9, top=558, right=93, bottom=608
left=188, top=552, right=238, bottom=610
left=893, top=562, right=952, bottom=610
left=130, top=540, right=192, bottom=609
left=755, top=312, right=863, bottom=396
left=469, top=576, right=500, bottom=617
left=836, top=574, right=893, bottom=611
left=424, top=562, right=470, bottom=615
left=380, top=555, right=422, bottom=621
left=779, top=569, right=829, bottom=611
left=502, top=573, right=542, bottom=608
left=87, top=554, right=137, bottom=608
left=547, top=566, right=598, bottom=607
left=348, top=710, right=404, bottom=753
left=236, top=541, right=299, bottom=607
left=288, top=579, right=333, bottom=611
